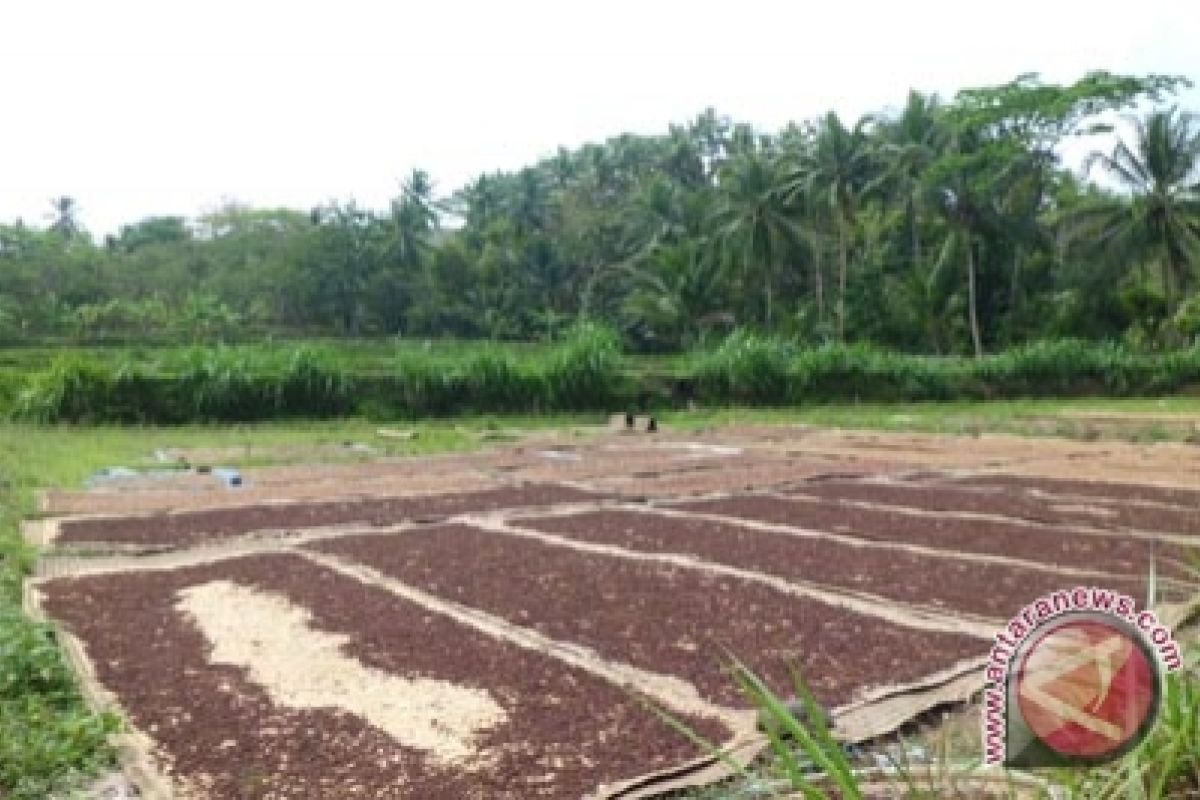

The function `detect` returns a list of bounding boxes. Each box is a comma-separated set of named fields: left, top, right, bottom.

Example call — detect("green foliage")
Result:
left=692, top=330, right=796, bottom=404
left=730, top=659, right=861, bottom=799
left=8, top=334, right=1200, bottom=422
left=691, top=334, right=1200, bottom=406
left=0, top=612, right=121, bottom=798
left=2, top=73, right=1197, bottom=355
left=541, top=322, right=624, bottom=409
left=0, top=444, right=119, bottom=796
left=13, top=347, right=354, bottom=423
left=8, top=328, right=627, bottom=422
left=13, top=357, right=116, bottom=423
left=951, top=71, right=1187, bottom=149
left=1173, top=293, right=1200, bottom=341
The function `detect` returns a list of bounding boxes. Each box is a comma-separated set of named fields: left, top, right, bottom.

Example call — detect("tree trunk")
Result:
left=1009, top=245, right=1021, bottom=313
left=812, top=234, right=825, bottom=327
left=837, top=215, right=849, bottom=342
left=764, top=243, right=774, bottom=329
left=1163, top=251, right=1181, bottom=345
left=1163, top=254, right=1176, bottom=316
left=967, top=239, right=983, bottom=358
left=909, top=197, right=921, bottom=271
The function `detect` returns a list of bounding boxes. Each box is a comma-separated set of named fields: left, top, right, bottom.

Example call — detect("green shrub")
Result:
left=692, top=330, right=794, bottom=404
left=542, top=322, right=624, bottom=409
left=462, top=350, right=544, bottom=412
left=12, top=358, right=115, bottom=423
left=8, top=336, right=1200, bottom=422
left=0, top=610, right=120, bottom=798
left=275, top=348, right=353, bottom=417
left=690, top=335, right=1200, bottom=408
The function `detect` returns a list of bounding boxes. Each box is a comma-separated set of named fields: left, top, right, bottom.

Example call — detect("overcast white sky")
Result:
left=1, top=0, right=1197, bottom=235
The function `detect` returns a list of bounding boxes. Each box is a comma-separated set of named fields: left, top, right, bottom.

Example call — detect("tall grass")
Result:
left=10, top=323, right=627, bottom=422
left=8, top=331, right=1200, bottom=422
left=691, top=334, right=1200, bottom=406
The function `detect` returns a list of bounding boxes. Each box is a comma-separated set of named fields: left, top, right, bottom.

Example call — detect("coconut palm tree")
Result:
left=922, top=139, right=1004, bottom=357
left=873, top=91, right=947, bottom=275
left=1078, top=107, right=1200, bottom=314
left=47, top=196, right=83, bottom=239
left=784, top=112, right=875, bottom=341
left=711, top=154, right=803, bottom=328
left=389, top=169, right=440, bottom=269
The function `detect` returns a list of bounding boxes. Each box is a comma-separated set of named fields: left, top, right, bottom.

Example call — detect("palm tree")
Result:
left=597, top=241, right=729, bottom=349
left=47, top=196, right=82, bottom=239
left=389, top=169, right=439, bottom=268
left=711, top=154, right=802, bottom=328
left=1079, top=107, right=1200, bottom=314
left=784, top=112, right=875, bottom=340
left=873, top=91, right=946, bottom=275
left=922, top=139, right=1004, bottom=358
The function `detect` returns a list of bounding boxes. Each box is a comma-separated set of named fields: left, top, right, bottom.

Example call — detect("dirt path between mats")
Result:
left=674, top=495, right=1179, bottom=580
left=516, top=509, right=1145, bottom=620
left=744, top=428, right=1200, bottom=486
left=307, top=524, right=987, bottom=709
left=37, top=553, right=733, bottom=800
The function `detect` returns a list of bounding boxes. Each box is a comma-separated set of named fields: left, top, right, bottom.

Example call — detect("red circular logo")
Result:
left=1016, top=618, right=1157, bottom=758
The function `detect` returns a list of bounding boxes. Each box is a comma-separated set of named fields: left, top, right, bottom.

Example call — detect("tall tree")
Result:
left=389, top=169, right=439, bottom=267
left=47, top=196, right=83, bottom=239
left=785, top=112, right=875, bottom=340
left=921, top=134, right=1013, bottom=357
left=711, top=154, right=801, bottom=327
left=874, top=91, right=946, bottom=276
left=1077, top=108, right=1200, bottom=314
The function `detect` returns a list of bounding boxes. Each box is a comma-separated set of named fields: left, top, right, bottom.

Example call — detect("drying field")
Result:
left=23, top=424, right=1200, bottom=799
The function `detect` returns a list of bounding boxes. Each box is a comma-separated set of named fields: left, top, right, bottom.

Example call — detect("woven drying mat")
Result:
left=26, top=556, right=981, bottom=800
left=592, top=734, right=767, bottom=799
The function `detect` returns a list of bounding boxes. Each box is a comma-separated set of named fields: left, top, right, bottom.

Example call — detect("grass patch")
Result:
left=661, top=395, right=1200, bottom=441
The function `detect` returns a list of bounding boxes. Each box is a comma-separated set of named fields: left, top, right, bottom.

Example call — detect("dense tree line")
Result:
left=2, top=72, right=1199, bottom=355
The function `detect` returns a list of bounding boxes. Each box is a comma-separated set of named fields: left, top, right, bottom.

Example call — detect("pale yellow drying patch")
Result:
left=176, top=580, right=506, bottom=765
